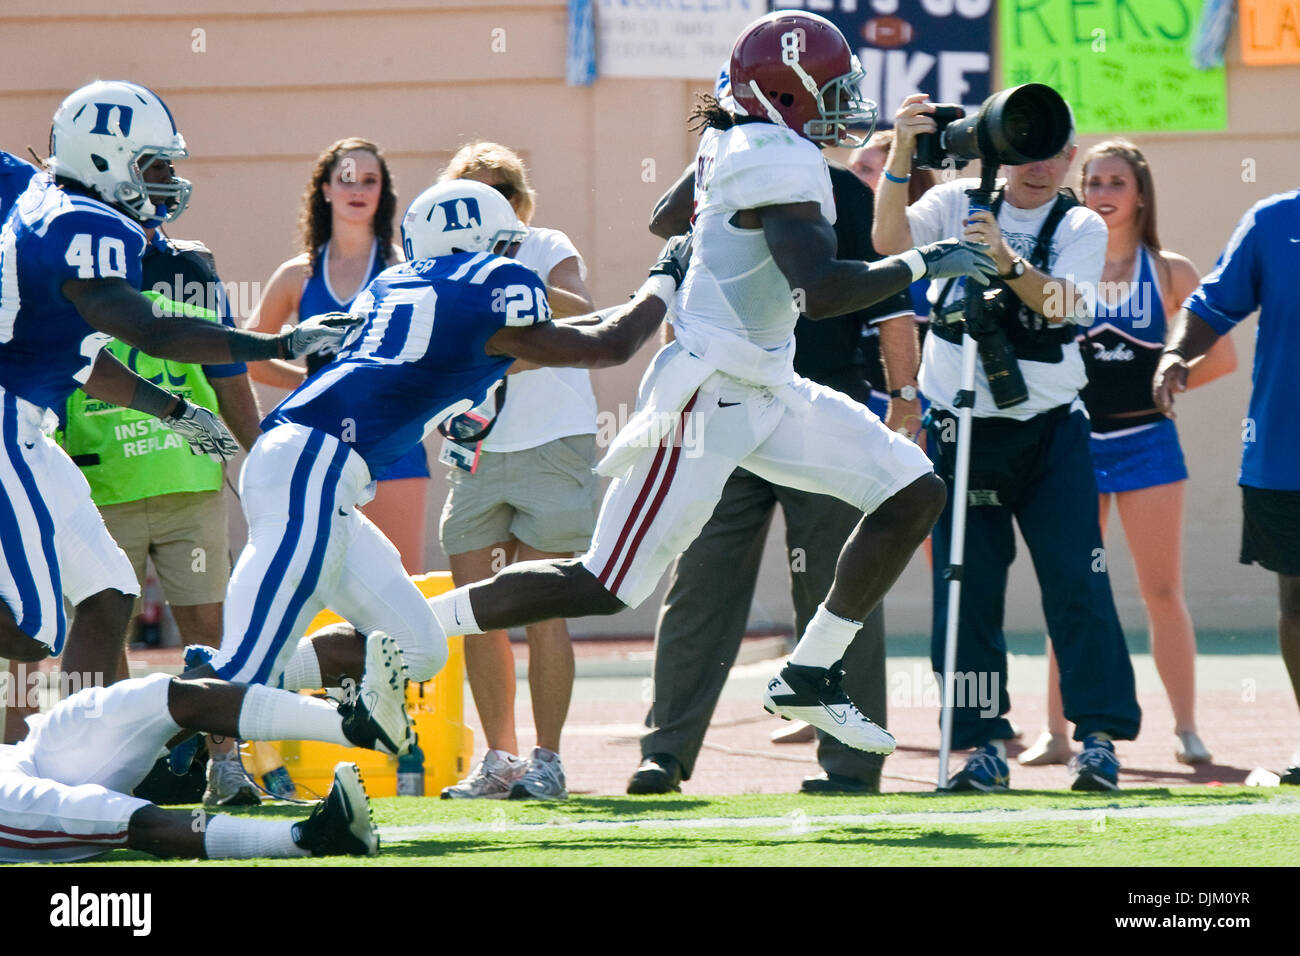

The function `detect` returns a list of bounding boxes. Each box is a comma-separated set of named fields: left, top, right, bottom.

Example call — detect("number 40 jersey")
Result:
left=0, top=175, right=147, bottom=414
left=266, top=251, right=550, bottom=479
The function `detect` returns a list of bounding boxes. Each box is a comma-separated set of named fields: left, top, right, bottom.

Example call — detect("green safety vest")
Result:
left=60, top=290, right=225, bottom=506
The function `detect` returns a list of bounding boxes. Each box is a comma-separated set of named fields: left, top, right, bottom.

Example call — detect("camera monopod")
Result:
left=936, top=162, right=1000, bottom=790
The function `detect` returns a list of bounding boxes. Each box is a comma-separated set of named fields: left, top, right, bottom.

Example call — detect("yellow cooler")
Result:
left=266, top=571, right=474, bottom=798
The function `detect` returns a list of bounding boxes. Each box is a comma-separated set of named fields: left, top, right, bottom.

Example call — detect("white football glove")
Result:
left=284, top=311, right=365, bottom=359
left=165, top=397, right=239, bottom=461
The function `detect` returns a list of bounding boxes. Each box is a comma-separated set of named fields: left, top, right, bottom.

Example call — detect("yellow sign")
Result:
left=1241, top=0, right=1300, bottom=64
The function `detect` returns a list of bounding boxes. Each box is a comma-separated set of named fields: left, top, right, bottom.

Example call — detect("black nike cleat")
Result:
left=292, top=762, right=379, bottom=857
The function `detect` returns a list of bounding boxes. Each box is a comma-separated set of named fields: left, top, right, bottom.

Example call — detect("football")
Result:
left=862, top=15, right=913, bottom=48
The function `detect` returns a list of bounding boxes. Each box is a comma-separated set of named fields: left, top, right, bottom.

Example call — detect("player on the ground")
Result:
left=194, top=178, right=694, bottom=694
left=0, top=81, right=355, bottom=687
left=423, top=10, right=997, bottom=754
left=0, top=632, right=409, bottom=862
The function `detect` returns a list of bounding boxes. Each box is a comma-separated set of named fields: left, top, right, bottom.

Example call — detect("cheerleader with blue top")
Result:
left=247, top=139, right=431, bottom=573
left=1021, top=140, right=1237, bottom=769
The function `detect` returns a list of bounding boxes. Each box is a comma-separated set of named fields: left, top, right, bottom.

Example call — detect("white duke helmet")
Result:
left=401, top=180, right=526, bottom=261
left=48, top=80, right=192, bottom=225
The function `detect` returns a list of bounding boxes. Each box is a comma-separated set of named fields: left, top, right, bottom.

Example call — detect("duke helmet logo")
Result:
left=432, top=197, right=482, bottom=232
left=87, top=102, right=134, bottom=137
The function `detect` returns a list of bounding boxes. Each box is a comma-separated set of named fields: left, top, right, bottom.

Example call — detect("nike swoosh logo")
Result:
left=23, top=441, right=34, bottom=450
left=718, top=400, right=741, bottom=408
left=821, top=703, right=848, bottom=725
left=1292, top=238, right=1300, bottom=243
left=453, top=606, right=462, bottom=626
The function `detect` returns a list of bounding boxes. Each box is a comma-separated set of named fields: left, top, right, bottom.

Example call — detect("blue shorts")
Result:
left=379, top=442, right=431, bottom=481
left=1090, top=417, right=1187, bottom=494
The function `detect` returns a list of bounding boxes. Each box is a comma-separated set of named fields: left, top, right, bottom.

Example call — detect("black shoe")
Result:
left=627, top=753, right=683, bottom=795
left=292, top=763, right=378, bottom=857
left=800, top=771, right=880, bottom=795
left=1281, top=766, right=1300, bottom=785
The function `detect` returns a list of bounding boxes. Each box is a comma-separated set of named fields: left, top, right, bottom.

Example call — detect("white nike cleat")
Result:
left=763, top=660, right=895, bottom=755
left=340, top=631, right=413, bottom=757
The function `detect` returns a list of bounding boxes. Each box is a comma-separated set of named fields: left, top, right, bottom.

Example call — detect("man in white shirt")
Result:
left=873, top=93, right=1142, bottom=793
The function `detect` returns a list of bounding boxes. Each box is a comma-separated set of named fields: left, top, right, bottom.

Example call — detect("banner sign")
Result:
left=596, top=0, right=765, bottom=78
left=999, top=0, right=1227, bottom=132
left=1240, top=0, right=1300, bottom=65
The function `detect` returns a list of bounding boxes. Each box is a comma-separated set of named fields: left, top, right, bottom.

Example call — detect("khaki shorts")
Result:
left=440, top=434, right=599, bottom=556
left=99, top=490, right=231, bottom=608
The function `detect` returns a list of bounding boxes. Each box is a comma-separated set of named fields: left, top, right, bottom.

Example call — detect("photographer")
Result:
left=873, top=93, right=1141, bottom=792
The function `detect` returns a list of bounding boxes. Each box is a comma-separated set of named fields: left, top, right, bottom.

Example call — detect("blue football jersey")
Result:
left=0, top=179, right=147, bottom=412
left=266, top=251, right=551, bottom=478
left=0, top=151, right=38, bottom=224
left=1186, top=189, right=1300, bottom=490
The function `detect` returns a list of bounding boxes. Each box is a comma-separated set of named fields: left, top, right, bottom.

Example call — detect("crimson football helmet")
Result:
left=729, top=11, right=876, bottom=147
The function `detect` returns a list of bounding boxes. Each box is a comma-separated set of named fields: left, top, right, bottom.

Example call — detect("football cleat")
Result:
left=339, top=631, right=413, bottom=756
left=292, top=762, right=378, bottom=857
left=762, top=660, right=895, bottom=754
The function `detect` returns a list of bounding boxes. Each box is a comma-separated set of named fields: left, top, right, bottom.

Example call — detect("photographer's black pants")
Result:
left=925, top=405, right=1142, bottom=751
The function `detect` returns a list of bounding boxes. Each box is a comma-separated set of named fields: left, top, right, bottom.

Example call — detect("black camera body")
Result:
left=914, top=105, right=970, bottom=171
left=912, top=84, right=1073, bottom=172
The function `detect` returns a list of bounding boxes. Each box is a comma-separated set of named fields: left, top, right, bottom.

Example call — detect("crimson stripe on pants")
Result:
left=595, top=437, right=673, bottom=588
left=606, top=393, right=699, bottom=596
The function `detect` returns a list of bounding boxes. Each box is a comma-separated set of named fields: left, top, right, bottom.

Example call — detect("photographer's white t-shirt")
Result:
left=906, top=178, right=1107, bottom=420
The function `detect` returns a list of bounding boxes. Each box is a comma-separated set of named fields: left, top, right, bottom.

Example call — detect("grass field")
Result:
left=77, top=787, right=1300, bottom=867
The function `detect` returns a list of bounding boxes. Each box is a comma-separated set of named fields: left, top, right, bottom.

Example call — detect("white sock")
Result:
left=203, top=814, right=308, bottom=859
left=428, top=587, right=483, bottom=636
left=986, top=740, right=1007, bottom=760
left=236, top=684, right=350, bottom=747
left=280, top=637, right=323, bottom=691
left=788, top=604, right=862, bottom=669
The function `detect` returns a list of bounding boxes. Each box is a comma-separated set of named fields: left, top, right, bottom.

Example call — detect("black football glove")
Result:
left=648, top=233, right=693, bottom=287
left=916, top=239, right=999, bottom=286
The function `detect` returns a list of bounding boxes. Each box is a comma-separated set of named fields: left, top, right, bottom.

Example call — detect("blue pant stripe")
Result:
left=217, top=430, right=325, bottom=680
left=250, top=438, right=351, bottom=686
left=1, top=393, right=63, bottom=649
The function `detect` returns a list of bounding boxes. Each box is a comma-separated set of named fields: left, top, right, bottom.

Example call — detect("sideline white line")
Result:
left=380, top=798, right=1300, bottom=839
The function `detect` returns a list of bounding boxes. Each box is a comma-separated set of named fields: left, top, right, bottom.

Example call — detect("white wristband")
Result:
left=897, top=249, right=926, bottom=282
left=637, top=274, right=678, bottom=308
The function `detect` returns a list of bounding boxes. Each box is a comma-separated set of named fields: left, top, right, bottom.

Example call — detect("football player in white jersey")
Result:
left=426, top=10, right=998, bottom=754
left=0, top=81, right=352, bottom=697
left=0, top=632, right=409, bottom=862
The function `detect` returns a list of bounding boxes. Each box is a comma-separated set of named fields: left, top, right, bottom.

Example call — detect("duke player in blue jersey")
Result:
left=0, top=81, right=355, bottom=689
left=1156, top=187, right=1300, bottom=782
left=200, top=178, right=691, bottom=694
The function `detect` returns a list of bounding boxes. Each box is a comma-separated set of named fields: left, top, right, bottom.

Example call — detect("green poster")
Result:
left=999, top=0, right=1227, bottom=132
